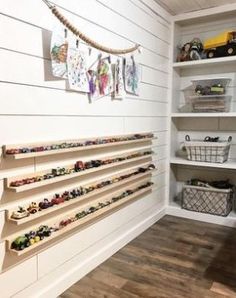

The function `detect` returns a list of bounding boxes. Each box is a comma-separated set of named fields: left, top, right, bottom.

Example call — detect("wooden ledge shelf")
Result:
left=7, top=167, right=156, bottom=226
left=6, top=151, right=154, bottom=193
left=7, top=182, right=154, bottom=256
left=3, top=134, right=156, bottom=160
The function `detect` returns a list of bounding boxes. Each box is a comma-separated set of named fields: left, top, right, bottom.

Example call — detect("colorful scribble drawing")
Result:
left=50, top=28, right=68, bottom=78
left=124, top=57, right=141, bottom=95
left=88, top=56, right=113, bottom=100
left=113, top=58, right=125, bottom=99
left=67, top=48, right=89, bottom=92
left=87, top=69, right=98, bottom=97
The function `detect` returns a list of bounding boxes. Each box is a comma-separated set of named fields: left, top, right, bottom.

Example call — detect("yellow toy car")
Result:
left=204, top=31, right=236, bottom=58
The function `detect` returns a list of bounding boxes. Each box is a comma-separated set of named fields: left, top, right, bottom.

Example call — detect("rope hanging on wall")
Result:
left=42, top=0, right=140, bottom=54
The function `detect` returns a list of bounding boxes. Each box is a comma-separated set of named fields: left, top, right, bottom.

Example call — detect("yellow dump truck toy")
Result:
left=204, top=31, right=236, bottom=58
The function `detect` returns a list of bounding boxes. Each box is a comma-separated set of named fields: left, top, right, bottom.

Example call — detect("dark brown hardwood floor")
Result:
left=60, top=215, right=236, bottom=298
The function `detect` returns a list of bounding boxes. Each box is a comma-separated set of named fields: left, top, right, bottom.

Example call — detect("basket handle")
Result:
left=228, top=136, right=232, bottom=142
left=185, top=135, right=190, bottom=141
left=204, top=136, right=211, bottom=142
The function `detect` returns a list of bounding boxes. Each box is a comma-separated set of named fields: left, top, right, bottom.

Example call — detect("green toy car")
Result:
left=11, top=235, right=30, bottom=251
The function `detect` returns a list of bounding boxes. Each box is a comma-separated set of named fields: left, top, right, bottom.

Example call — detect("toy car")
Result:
left=39, top=199, right=53, bottom=209
left=51, top=194, right=64, bottom=205
left=74, top=161, right=85, bottom=171
left=21, top=148, right=31, bottom=153
left=11, top=235, right=30, bottom=251
left=10, top=180, right=25, bottom=187
left=27, top=202, right=39, bottom=214
left=25, top=231, right=40, bottom=245
left=91, top=160, right=102, bottom=167
left=11, top=207, right=29, bottom=220
left=6, top=148, right=20, bottom=155
left=204, top=31, right=236, bottom=58
left=59, top=218, right=72, bottom=228
left=35, top=176, right=44, bottom=182
left=43, top=173, right=54, bottom=180
left=75, top=211, right=87, bottom=219
left=36, top=225, right=52, bottom=240
left=23, top=177, right=35, bottom=184
left=52, top=167, right=66, bottom=176
left=211, top=83, right=225, bottom=94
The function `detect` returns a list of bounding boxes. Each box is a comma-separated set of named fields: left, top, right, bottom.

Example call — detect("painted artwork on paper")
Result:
left=112, top=58, right=125, bottom=99
left=67, top=47, right=89, bottom=92
left=88, top=56, right=113, bottom=100
left=50, top=28, right=68, bottom=79
left=123, top=57, right=141, bottom=95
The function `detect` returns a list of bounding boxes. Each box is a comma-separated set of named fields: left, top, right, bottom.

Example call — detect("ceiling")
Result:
left=155, top=0, right=236, bottom=15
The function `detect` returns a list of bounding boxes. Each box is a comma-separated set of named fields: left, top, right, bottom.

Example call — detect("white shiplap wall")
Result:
left=0, top=0, right=171, bottom=297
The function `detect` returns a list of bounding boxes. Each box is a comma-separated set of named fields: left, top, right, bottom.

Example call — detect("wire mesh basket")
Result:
left=182, top=184, right=234, bottom=216
left=184, top=135, right=232, bottom=163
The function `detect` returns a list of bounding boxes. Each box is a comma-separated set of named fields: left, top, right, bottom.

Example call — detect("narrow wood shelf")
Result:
left=6, top=151, right=153, bottom=193
left=7, top=183, right=154, bottom=256
left=171, top=112, right=236, bottom=118
left=8, top=167, right=156, bottom=225
left=170, top=157, right=236, bottom=170
left=3, top=134, right=155, bottom=160
left=172, top=55, right=236, bottom=70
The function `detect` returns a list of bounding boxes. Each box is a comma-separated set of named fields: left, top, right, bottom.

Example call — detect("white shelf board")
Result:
left=172, top=56, right=236, bottom=70
left=171, top=113, right=236, bottom=118
left=167, top=203, right=236, bottom=228
left=170, top=157, right=236, bottom=170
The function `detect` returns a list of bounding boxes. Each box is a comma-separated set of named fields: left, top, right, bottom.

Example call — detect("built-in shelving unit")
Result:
left=168, top=8, right=236, bottom=227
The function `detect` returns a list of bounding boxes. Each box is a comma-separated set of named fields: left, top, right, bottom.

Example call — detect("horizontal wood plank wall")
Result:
left=0, top=0, right=171, bottom=296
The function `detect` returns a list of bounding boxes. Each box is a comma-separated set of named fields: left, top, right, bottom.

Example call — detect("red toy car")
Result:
left=51, top=194, right=64, bottom=205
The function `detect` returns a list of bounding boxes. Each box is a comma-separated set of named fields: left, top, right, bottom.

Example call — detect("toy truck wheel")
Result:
left=226, top=45, right=236, bottom=56
left=207, top=50, right=216, bottom=58
left=19, top=244, right=25, bottom=250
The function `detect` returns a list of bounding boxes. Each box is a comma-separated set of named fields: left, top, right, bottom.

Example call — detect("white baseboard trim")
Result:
left=166, top=206, right=236, bottom=228
left=13, top=205, right=166, bottom=298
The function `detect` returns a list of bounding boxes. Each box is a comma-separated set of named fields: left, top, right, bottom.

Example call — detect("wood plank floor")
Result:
left=60, top=215, right=236, bottom=298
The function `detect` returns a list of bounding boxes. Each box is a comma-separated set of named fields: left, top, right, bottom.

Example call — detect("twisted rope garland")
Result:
left=42, top=0, right=140, bottom=54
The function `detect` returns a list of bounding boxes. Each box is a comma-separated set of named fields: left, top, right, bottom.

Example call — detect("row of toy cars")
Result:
left=11, top=181, right=153, bottom=251
left=11, top=164, right=156, bottom=220
left=9, top=151, right=153, bottom=187
left=5, top=133, right=154, bottom=155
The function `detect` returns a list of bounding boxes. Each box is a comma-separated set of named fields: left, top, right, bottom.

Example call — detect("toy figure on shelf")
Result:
left=177, top=43, right=191, bottom=62
left=177, top=38, right=203, bottom=62
left=189, top=38, right=203, bottom=60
